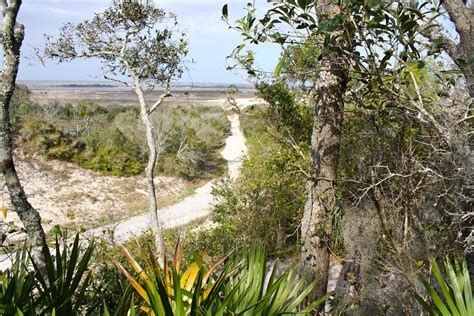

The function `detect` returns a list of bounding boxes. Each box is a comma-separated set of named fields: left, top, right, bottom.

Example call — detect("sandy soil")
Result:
left=0, top=151, right=187, bottom=232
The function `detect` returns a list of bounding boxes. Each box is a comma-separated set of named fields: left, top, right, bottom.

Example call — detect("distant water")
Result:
left=18, top=81, right=256, bottom=94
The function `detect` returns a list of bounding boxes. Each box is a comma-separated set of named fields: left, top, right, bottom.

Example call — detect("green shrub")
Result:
left=73, top=126, right=146, bottom=176
left=415, top=257, right=473, bottom=316
left=182, top=104, right=308, bottom=260
left=17, top=101, right=230, bottom=179
left=20, top=115, right=84, bottom=160
left=0, top=248, right=35, bottom=315
left=32, top=233, right=95, bottom=315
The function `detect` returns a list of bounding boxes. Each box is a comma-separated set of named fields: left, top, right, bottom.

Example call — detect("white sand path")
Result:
left=84, top=112, right=247, bottom=243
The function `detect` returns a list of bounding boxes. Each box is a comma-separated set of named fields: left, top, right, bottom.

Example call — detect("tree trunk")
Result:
left=300, top=0, right=349, bottom=298
left=442, top=0, right=474, bottom=97
left=133, top=80, right=165, bottom=267
left=1, top=0, right=47, bottom=275
left=440, top=0, right=473, bottom=274
left=301, top=56, right=348, bottom=297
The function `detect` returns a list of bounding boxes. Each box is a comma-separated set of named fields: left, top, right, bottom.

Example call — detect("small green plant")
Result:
left=31, top=233, right=95, bottom=315
left=115, top=237, right=230, bottom=315
left=0, top=247, right=35, bottom=315
left=415, top=257, right=473, bottom=316
left=209, top=246, right=329, bottom=315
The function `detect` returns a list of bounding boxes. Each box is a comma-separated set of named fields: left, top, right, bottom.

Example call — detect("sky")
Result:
left=16, top=0, right=282, bottom=84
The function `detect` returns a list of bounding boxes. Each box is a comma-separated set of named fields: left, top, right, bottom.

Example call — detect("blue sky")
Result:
left=17, top=0, right=281, bottom=84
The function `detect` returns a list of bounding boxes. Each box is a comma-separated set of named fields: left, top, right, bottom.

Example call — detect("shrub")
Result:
left=184, top=105, right=307, bottom=260
left=73, top=126, right=146, bottom=176
left=20, top=115, right=84, bottom=160
left=0, top=248, right=35, bottom=315
left=17, top=101, right=230, bottom=179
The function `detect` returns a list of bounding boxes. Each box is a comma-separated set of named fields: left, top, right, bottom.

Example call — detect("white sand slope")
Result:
left=84, top=113, right=247, bottom=243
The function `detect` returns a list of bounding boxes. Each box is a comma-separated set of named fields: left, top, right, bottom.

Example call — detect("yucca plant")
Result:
left=31, top=233, right=95, bottom=315
left=207, top=246, right=329, bottom=315
left=0, top=247, right=36, bottom=315
left=117, top=241, right=328, bottom=315
left=415, top=257, right=473, bottom=316
left=115, top=238, right=229, bottom=315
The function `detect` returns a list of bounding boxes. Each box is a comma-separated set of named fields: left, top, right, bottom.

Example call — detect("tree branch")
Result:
left=103, top=75, right=133, bottom=89
left=420, top=23, right=458, bottom=58
left=147, top=79, right=171, bottom=115
left=442, top=0, right=470, bottom=37
left=0, top=0, right=7, bottom=17
left=408, top=71, right=449, bottom=141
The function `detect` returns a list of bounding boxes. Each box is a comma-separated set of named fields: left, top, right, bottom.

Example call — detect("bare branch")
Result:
left=147, top=79, right=171, bottom=115
left=103, top=75, right=133, bottom=89
left=0, top=0, right=7, bottom=17
left=408, top=71, right=450, bottom=142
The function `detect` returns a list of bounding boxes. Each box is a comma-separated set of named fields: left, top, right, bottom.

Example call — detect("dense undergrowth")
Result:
left=0, top=230, right=329, bottom=315
left=11, top=86, right=229, bottom=179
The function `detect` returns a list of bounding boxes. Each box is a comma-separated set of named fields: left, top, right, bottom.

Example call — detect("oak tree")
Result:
left=39, top=0, right=187, bottom=265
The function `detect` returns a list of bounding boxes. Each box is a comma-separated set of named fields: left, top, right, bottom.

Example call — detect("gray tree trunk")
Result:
left=300, top=0, right=349, bottom=298
left=133, top=79, right=165, bottom=267
left=440, top=0, right=473, bottom=272
left=442, top=0, right=473, bottom=97
left=0, top=0, right=47, bottom=275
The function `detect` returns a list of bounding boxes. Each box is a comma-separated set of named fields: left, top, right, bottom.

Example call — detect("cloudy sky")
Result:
left=17, top=0, right=281, bottom=83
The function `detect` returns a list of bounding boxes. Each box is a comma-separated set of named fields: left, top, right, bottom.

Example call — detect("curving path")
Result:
left=84, top=113, right=247, bottom=243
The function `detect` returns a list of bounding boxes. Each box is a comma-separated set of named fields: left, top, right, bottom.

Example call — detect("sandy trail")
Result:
left=84, top=112, right=247, bottom=243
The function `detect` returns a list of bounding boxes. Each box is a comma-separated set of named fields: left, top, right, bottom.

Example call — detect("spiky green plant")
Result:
left=208, top=246, right=329, bottom=315
left=31, top=233, right=95, bottom=315
left=117, top=241, right=328, bottom=315
left=0, top=247, right=36, bottom=315
left=415, top=258, right=473, bottom=316
left=115, top=238, right=230, bottom=315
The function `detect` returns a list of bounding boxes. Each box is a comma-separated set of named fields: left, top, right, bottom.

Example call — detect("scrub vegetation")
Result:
left=1, top=0, right=472, bottom=315
left=12, top=87, right=229, bottom=179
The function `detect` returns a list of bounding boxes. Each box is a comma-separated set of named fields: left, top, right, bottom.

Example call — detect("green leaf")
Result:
left=420, top=276, right=450, bottom=315
left=103, top=301, right=110, bottom=316
left=274, top=56, right=290, bottom=77
left=222, top=4, right=228, bottom=19
left=431, top=259, right=459, bottom=315
left=401, top=20, right=418, bottom=35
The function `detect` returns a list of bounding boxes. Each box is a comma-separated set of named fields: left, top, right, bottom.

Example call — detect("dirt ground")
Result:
left=0, top=149, right=188, bottom=232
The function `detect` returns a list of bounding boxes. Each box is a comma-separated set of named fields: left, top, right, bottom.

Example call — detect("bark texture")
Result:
left=441, top=0, right=473, bottom=271
left=0, top=0, right=47, bottom=273
left=133, top=77, right=166, bottom=267
left=300, top=0, right=349, bottom=298
left=442, top=0, right=473, bottom=97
